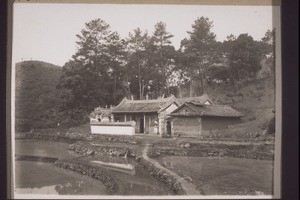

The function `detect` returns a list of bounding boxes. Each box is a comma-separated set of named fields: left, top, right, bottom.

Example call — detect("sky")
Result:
left=12, top=3, right=279, bottom=66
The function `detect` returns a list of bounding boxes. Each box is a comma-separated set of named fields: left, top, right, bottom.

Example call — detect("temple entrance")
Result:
left=139, top=117, right=144, bottom=133
left=166, top=121, right=172, bottom=135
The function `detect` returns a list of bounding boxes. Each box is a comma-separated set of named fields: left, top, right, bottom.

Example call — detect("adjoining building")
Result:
left=89, top=107, right=114, bottom=123
left=175, top=94, right=213, bottom=106
left=112, top=95, right=178, bottom=135
left=89, top=106, right=135, bottom=135
left=169, top=101, right=244, bottom=137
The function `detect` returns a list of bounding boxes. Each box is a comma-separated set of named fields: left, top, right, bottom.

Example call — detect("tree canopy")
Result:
left=54, top=18, right=275, bottom=127
left=57, top=19, right=127, bottom=125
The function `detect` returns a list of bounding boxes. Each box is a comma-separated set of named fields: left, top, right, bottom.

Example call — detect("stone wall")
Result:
left=138, top=158, right=185, bottom=195
left=86, top=135, right=142, bottom=145
left=68, top=142, right=140, bottom=158
left=90, top=122, right=135, bottom=135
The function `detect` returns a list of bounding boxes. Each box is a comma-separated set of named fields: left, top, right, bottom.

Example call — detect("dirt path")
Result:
left=142, top=144, right=202, bottom=195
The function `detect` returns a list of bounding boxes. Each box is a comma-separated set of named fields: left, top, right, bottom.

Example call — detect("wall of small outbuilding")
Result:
left=172, top=116, right=202, bottom=136
left=202, top=116, right=241, bottom=131
left=171, top=116, right=241, bottom=136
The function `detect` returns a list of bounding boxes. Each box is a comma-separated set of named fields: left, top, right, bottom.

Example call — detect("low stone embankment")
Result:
left=85, top=135, right=142, bottom=145
left=148, top=143, right=274, bottom=160
left=138, top=158, right=186, bottom=195
left=54, top=158, right=120, bottom=194
left=68, top=142, right=140, bottom=158
left=23, top=130, right=142, bottom=145
left=198, top=133, right=275, bottom=143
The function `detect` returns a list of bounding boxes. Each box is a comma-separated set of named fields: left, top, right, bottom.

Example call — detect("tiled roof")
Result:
left=112, top=94, right=213, bottom=113
left=170, top=102, right=244, bottom=118
left=112, top=95, right=177, bottom=113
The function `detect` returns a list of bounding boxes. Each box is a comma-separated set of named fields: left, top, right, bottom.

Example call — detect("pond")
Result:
left=15, top=161, right=109, bottom=195
left=15, top=139, right=174, bottom=196
left=88, top=155, right=174, bottom=195
left=15, top=139, right=74, bottom=159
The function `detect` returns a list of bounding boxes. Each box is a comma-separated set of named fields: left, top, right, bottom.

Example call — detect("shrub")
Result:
left=248, top=116, right=256, bottom=121
left=256, top=85, right=265, bottom=90
left=236, top=92, right=244, bottom=97
left=162, top=133, right=171, bottom=138
left=267, top=117, right=275, bottom=134
left=226, top=93, right=233, bottom=98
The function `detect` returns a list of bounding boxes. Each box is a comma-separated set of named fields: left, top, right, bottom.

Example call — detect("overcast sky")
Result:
left=12, top=3, right=279, bottom=66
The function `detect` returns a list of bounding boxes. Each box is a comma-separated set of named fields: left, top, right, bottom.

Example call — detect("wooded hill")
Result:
left=15, top=59, right=275, bottom=135
left=15, top=61, right=62, bottom=131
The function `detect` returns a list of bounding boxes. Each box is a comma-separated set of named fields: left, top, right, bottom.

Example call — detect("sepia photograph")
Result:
left=10, top=0, right=281, bottom=199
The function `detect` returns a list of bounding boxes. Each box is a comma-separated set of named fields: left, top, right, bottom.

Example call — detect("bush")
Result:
left=248, top=116, right=256, bottom=121
left=267, top=117, right=275, bottom=134
left=236, top=92, right=244, bottom=97
left=162, top=133, right=171, bottom=138
left=226, top=93, right=233, bottom=97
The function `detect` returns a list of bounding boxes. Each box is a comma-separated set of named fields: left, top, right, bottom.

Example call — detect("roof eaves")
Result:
left=158, top=99, right=178, bottom=113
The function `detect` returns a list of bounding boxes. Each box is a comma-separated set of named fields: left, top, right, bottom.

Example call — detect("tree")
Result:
left=106, top=33, right=127, bottom=102
left=227, top=34, right=263, bottom=82
left=152, top=22, right=176, bottom=98
left=177, top=17, right=218, bottom=95
left=57, top=19, right=126, bottom=126
left=261, top=29, right=275, bottom=47
left=222, top=34, right=236, bottom=56
left=126, top=28, right=153, bottom=99
left=257, top=29, right=276, bottom=77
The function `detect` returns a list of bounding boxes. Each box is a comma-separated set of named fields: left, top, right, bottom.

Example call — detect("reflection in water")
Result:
left=91, top=157, right=135, bottom=175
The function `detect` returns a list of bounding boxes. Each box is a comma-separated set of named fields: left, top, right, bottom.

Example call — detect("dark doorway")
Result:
left=140, top=117, right=144, bottom=133
left=166, top=121, right=171, bottom=135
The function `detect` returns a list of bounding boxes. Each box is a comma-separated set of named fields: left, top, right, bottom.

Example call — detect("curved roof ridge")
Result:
left=125, top=95, right=175, bottom=103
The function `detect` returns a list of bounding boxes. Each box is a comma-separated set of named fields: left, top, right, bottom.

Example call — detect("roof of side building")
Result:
left=170, top=102, right=244, bottom=118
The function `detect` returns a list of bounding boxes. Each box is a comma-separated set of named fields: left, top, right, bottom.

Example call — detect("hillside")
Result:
left=15, top=60, right=62, bottom=131
left=177, top=56, right=276, bottom=137
left=205, top=77, right=275, bottom=136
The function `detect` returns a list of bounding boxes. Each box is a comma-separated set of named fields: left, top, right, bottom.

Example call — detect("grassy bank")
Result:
left=160, top=156, right=273, bottom=195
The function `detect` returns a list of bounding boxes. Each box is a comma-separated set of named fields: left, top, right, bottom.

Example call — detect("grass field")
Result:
left=161, top=156, right=273, bottom=195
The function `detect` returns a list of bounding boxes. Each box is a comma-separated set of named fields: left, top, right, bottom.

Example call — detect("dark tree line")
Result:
left=56, top=17, right=275, bottom=127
